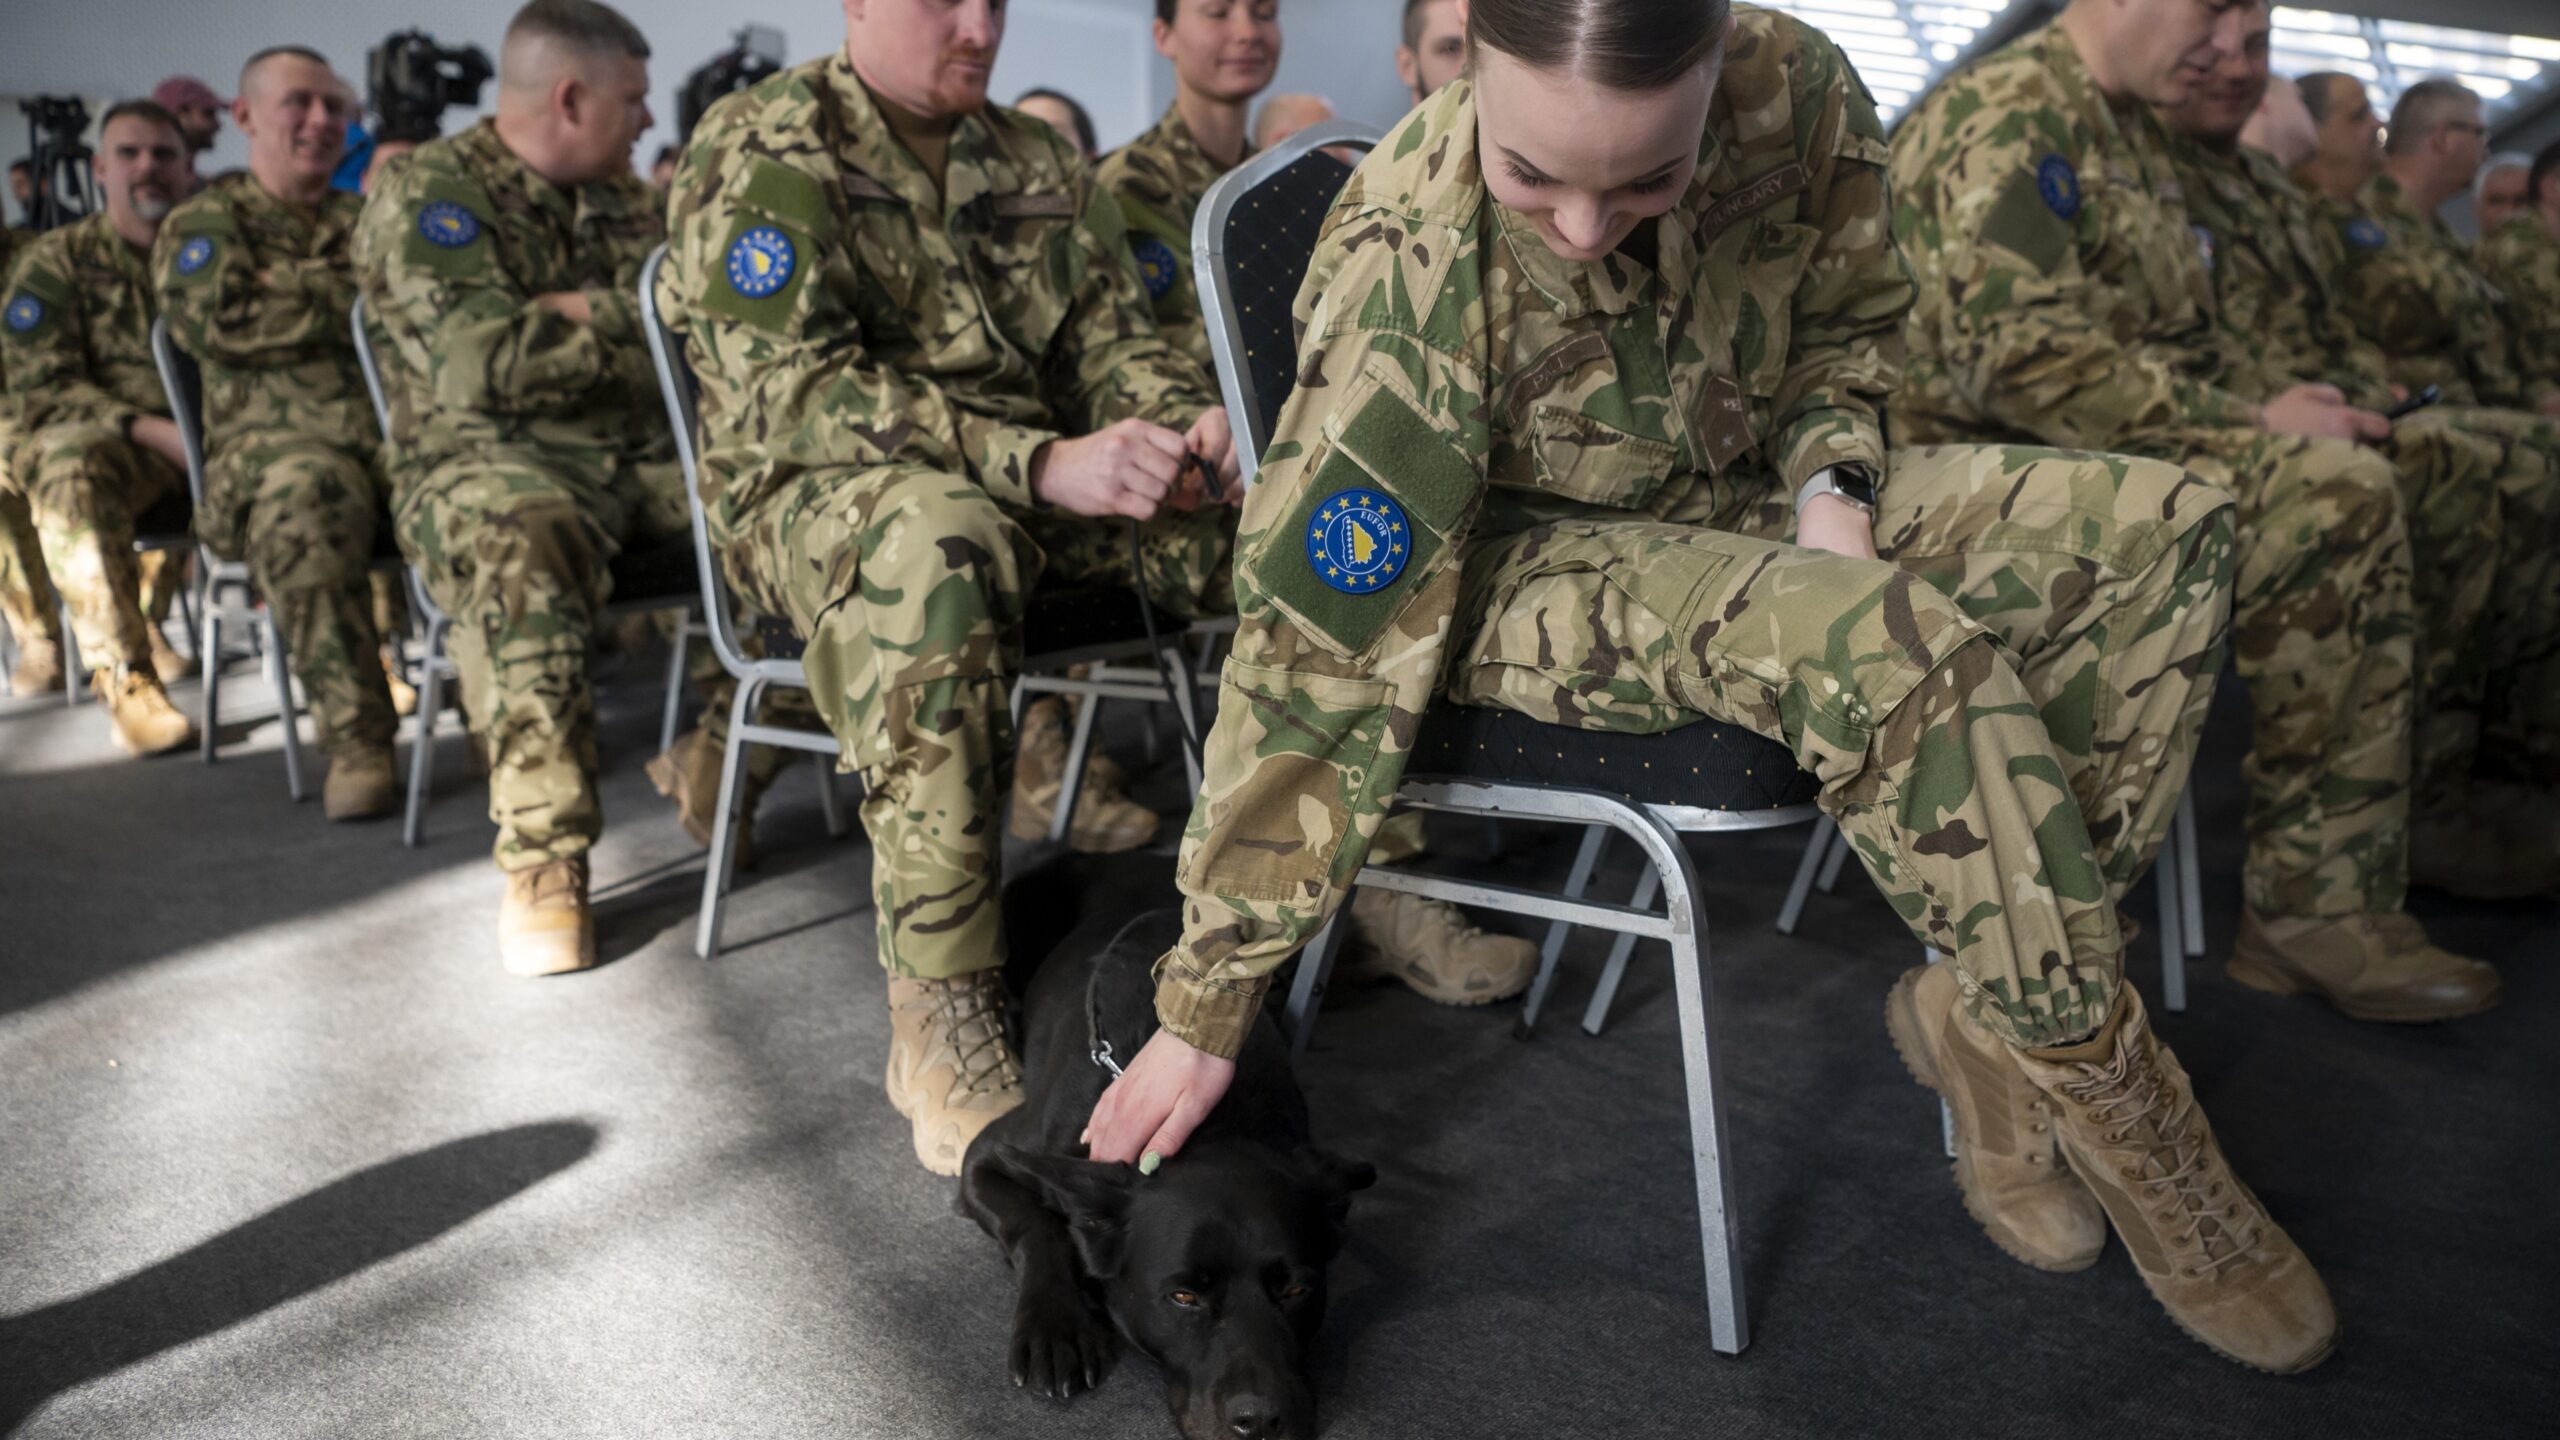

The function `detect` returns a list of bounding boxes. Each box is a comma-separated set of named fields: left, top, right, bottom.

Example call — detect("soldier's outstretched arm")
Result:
left=1041, top=150, right=1221, bottom=436
left=1, top=240, right=139, bottom=437
left=356, top=160, right=626, bottom=421
left=1889, top=88, right=2256, bottom=451
left=155, top=196, right=354, bottom=368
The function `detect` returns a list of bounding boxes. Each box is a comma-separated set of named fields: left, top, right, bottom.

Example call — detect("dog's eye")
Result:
left=1167, top=1289, right=1203, bottom=1309
left=1280, top=1283, right=1312, bottom=1301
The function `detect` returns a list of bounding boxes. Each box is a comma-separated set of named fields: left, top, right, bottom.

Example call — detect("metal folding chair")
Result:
left=350, top=296, right=704, bottom=847
left=1196, top=122, right=1835, bottom=1355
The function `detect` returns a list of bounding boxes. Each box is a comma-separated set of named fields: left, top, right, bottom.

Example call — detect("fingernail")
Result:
left=1139, top=1150, right=1162, bottom=1176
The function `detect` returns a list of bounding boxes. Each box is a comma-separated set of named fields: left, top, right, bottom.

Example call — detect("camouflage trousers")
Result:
left=1443, top=445, right=2234, bottom=1049
left=2427, top=407, right=2560, bottom=788
left=17, top=423, right=184, bottom=673
left=0, top=481, right=60, bottom=653
left=202, top=435, right=399, bottom=759
left=398, top=447, right=697, bottom=873
left=2155, top=427, right=2416, bottom=918
left=721, top=463, right=1231, bottom=981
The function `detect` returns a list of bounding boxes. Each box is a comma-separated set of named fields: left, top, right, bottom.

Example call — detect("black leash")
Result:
left=1121, top=451, right=1218, bottom=771
left=1084, top=913, right=1163, bottom=1079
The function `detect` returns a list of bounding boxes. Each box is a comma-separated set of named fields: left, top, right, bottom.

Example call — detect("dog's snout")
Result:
left=1221, top=1390, right=1284, bottom=1438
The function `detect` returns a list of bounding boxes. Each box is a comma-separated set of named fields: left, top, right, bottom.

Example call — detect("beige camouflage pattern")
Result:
left=2476, top=214, right=2560, bottom=405
left=2331, top=174, right=2538, bottom=412
left=1096, top=103, right=1238, bottom=367
left=2170, top=140, right=2392, bottom=411
left=0, top=224, right=61, bottom=656
left=156, top=173, right=397, bottom=758
left=1154, top=11, right=2238, bottom=1062
left=1, top=213, right=186, bottom=674
left=357, top=121, right=693, bottom=870
left=1892, top=22, right=2419, bottom=918
left=661, top=56, right=1228, bottom=979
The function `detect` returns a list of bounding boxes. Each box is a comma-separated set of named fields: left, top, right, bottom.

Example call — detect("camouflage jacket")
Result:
left=1889, top=23, right=2257, bottom=450
left=659, top=54, right=1217, bottom=541
left=0, top=225, right=20, bottom=436
left=154, top=175, right=377, bottom=513
left=353, top=120, right=670, bottom=480
left=2476, top=213, right=2560, bottom=404
left=1095, top=103, right=1241, bottom=368
left=0, top=213, right=170, bottom=441
left=2167, top=135, right=2393, bottom=410
left=1160, top=8, right=1902, bottom=1057
left=2331, top=173, right=2529, bottom=410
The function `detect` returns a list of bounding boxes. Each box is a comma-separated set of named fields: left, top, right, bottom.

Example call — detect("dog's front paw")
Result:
left=1009, top=1294, right=1115, bottom=1400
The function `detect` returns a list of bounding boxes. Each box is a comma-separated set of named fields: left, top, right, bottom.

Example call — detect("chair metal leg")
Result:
left=262, top=608, right=307, bottom=802
left=59, top=602, right=82, bottom=707
left=175, top=573, right=202, bottom=665
left=1518, top=824, right=1610, bottom=1038
left=659, top=614, right=692, bottom=754
left=1815, top=824, right=1854, bottom=893
left=1160, top=644, right=1206, bottom=795
left=2175, top=786, right=2206, bottom=957
left=1581, top=865, right=1661, bottom=1037
left=1774, top=817, right=1836, bottom=935
left=2155, top=819, right=2188, bottom=1014
left=1655, top=821, right=1748, bottom=1355
left=695, top=678, right=761, bottom=960
left=1284, top=910, right=1351, bottom=1060
left=1925, top=948, right=1956, bottom=1158
left=403, top=619, right=448, bottom=848
left=814, top=754, right=848, bottom=838
left=1048, top=692, right=1102, bottom=845
left=200, top=604, right=223, bottom=764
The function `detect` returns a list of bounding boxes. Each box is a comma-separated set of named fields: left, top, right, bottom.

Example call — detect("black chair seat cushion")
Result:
left=748, top=585, right=1169, bottom=664
left=131, top=493, right=194, bottom=542
left=607, top=538, right=702, bottom=606
left=1406, top=703, right=1819, bottom=814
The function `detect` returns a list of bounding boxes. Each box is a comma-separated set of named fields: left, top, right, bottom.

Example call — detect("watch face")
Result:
left=1837, top=468, right=1879, bottom=506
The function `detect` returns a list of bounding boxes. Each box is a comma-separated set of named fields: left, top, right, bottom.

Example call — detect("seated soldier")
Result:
left=155, top=46, right=406, bottom=820
left=2153, top=18, right=2560, bottom=895
left=1, top=101, right=200, bottom=754
left=357, top=0, right=687, bottom=974
left=2478, top=143, right=2560, bottom=407
left=1395, top=0, right=1467, bottom=106
left=1103, top=0, right=1538, bottom=1003
left=1, top=219, right=66, bottom=695
left=1087, top=0, right=2337, bottom=1375
left=1891, top=0, right=2503, bottom=1021
left=662, top=0, right=1241, bottom=1175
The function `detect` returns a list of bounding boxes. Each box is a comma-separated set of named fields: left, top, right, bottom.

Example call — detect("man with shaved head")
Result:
left=155, top=46, right=407, bottom=820
left=357, top=0, right=685, bottom=974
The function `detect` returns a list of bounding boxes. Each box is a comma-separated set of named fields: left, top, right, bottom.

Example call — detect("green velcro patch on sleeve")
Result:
left=400, top=175, right=496, bottom=277
left=1248, top=444, right=1449, bottom=659
left=695, top=212, right=814, bottom=331
left=1330, top=378, right=1476, bottom=536
left=737, top=157, right=833, bottom=230
left=1983, top=166, right=2072, bottom=276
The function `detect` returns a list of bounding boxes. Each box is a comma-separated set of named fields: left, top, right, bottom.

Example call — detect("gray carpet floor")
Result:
left=3, top=648, right=2555, bottom=1439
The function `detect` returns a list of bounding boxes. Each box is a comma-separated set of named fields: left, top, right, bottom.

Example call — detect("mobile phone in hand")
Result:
left=2383, top=385, right=2441, bottom=421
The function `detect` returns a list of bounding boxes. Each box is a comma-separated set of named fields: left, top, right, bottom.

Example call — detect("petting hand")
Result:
left=1081, top=1027, right=1238, bottom=1169
left=1031, top=417, right=1191, bottom=520
left=2258, top=383, right=2389, bottom=443
left=1796, top=492, right=1878, bottom=560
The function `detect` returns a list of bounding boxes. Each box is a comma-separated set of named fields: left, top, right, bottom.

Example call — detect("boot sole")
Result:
left=2225, top=956, right=2504, bottom=1024
left=1884, top=971, right=2104, bottom=1276
left=2151, top=1291, right=2341, bottom=1375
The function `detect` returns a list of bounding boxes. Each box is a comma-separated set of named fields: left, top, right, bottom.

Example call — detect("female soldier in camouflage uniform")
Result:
left=1085, top=0, right=2337, bottom=1374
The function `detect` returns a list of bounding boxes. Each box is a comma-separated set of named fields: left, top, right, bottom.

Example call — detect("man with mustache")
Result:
left=153, top=47, right=408, bottom=820
left=661, top=0, right=1243, bottom=1174
left=2152, top=22, right=2560, bottom=897
left=0, top=101, right=199, bottom=755
left=1893, top=0, right=2505, bottom=1019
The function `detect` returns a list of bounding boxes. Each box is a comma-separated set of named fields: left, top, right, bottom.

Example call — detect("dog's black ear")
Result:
left=1291, top=1145, right=1378, bottom=1226
left=989, top=1145, right=1137, bottom=1272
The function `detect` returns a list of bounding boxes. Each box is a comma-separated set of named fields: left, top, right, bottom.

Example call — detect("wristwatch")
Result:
left=1794, top=463, right=1879, bottom=516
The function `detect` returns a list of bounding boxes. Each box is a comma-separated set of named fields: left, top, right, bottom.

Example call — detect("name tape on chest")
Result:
left=1696, top=162, right=1808, bottom=247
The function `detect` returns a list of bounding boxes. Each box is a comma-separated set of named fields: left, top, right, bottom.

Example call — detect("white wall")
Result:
left=0, top=0, right=1419, bottom=219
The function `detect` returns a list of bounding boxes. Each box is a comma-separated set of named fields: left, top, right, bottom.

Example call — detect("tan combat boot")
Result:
left=647, top=725, right=763, bottom=869
left=381, top=644, right=419, bottom=717
left=1341, top=888, right=1538, bottom=1005
left=2016, top=988, right=2339, bottom=1373
left=1885, top=963, right=2106, bottom=1272
left=2408, top=793, right=2560, bottom=899
left=499, top=857, right=596, bottom=977
left=323, top=745, right=399, bottom=822
left=1008, top=697, right=1160, bottom=852
left=2228, top=910, right=2501, bottom=1023
left=884, top=971, right=1026, bottom=1175
left=94, top=664, right=198, bottom=756
left=147, top=627, right=190, bottom=685
left=10, top=635, right=64, bottom=694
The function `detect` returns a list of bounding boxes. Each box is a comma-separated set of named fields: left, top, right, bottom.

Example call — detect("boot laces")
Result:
left=2062, top=1040, right=2255, bottom=1277
left=903, top=975, right=1022, bottom=1097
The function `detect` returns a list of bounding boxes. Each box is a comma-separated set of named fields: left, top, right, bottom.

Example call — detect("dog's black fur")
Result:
left=962, top=854, right=1375, bottom=1440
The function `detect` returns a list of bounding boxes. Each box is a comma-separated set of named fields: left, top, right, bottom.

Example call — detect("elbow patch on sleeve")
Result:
left=1982, top=166, right=2074, bottom=276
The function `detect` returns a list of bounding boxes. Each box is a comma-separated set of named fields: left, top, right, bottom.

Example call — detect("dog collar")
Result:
left=1086, top=968, right=1125, bottom=1079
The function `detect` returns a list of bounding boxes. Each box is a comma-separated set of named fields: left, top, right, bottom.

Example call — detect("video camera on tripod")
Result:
left=677, top=26, right=787, bottom=143
left=367, top=30, right=495, bottom=145
left=18, top=95, right=96, bottom=231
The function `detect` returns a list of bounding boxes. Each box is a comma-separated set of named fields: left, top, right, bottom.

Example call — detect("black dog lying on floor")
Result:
left=963, top=855, right=1375, bottom=1440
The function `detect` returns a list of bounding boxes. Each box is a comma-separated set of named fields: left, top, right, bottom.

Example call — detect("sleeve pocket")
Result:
left=1182, top=659, right=1396, bottom=904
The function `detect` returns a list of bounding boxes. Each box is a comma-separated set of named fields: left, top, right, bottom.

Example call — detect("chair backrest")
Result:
left=147, top=317, right=211, bottom=509
left=636, top=244, right=761, bottom=678
left=1191, top=120, right=1381, bottom=484
left=349, top=294, right=396, bottom=445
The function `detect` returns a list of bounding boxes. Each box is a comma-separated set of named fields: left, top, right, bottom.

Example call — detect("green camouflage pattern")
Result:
left=1, top=213, right=184, bottom=673
left=0, top=224, right=60, bottom=653
left=2331, top=173, right=2534, bottom=411
left=1095, top=102, right=1238, bottom=368
left=357, top=121, right=690, bottom=870
left=662, top=55, right=1231, bottom=979
left=2476, top=214, right=2560, bottom=407
left=1891, top=22, right=2419, bottom=918
left=156, top=173, right=396, bottom=758
left=1155, top=9, right=2237, bottom=1061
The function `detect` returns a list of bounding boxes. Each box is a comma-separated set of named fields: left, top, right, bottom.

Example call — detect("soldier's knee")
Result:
left=2118, top=455, right=2236, bottom=539
left=861, top=468, right=1030, bottom=596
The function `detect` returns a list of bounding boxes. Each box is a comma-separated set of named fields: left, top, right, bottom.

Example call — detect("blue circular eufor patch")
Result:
left=1131, top=234, right=1178, bottom=300
left=175, top=236, right=216, bottom=275
left=416, top=199, right=482, bottom=249
left=726, top=225, right=796, bottom=298
left=1306, top=488, right=1410, bottom=595
left=2036, top=153, right=2080, bottom=219
left=2190, top=224, right=2215, bottom=272
left=3, top=294, right=41, bottom=333
left=2345, top=217, right=2387, bottom=251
